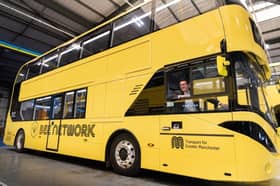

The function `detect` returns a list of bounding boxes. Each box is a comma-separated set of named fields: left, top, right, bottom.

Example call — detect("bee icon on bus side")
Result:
left=171, top=136, right=184, bottom=149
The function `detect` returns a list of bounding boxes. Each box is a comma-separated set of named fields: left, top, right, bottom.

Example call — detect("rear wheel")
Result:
left=110, top=133, right=140, bottom=176
left=15, top=130, right=25, bottom=153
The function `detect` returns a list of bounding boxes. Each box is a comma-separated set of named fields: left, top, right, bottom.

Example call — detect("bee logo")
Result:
left=31, top=121, right=39, bottom=138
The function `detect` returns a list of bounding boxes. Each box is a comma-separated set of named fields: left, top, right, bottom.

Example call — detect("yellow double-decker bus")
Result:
left=3, top=0, right=280, bottom=182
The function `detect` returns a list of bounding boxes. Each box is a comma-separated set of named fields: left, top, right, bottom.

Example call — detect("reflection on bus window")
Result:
left=235, top=59, right=257, bottom=108
left=74, top=89, right=87, bottom=118
left=20, top=100, right=34, bottom=121
left=42, top=53, right=58, bottom=73
left=34, top=96, right=51, bottom=120
left=16, top=66, right=28, bottom=83
left=63, top=91, right=75, bottom=119
left=192, top=62, right=225, bottom=95
left=81, top=25, right=111, bottom=58
left=59, top=44, right=81, bottom=67
left=27, top=60, right=42, bottom=79
left=112, top=2, right=152, bottom=46
left=154, top=0, right=217, bottom=30
left=52, top=96, right=63, bottom=119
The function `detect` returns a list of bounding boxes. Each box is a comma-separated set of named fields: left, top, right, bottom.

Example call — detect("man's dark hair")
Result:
left=179, top=80, right=188, bottom=84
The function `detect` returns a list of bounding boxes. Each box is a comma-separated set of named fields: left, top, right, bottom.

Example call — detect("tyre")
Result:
left=15, top=130, right=25, bottom=153
left=110, top=133, right=140, bottom=176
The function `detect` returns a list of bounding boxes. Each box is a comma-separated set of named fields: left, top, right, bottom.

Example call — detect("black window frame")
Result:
left=73, top=88, right=87, bottom=119
left=81, top=24, right=112, bottom=58
left=166, top=58, right=229, bottom=100
left=63, top=91, right=76, bottom=119
left=250, top=18, right=264, bottom=49
left=58, top=43, right=82, bottom=67
left=33, top=96, right=52, bottom=121
left=16, top=65, right=28, bottom=83
left=51, top=94, right=65, bottom=120
left=19, top=99, right=35, bottom=121
left=41, top=50, right=59, bottom=74
left=26, top=60, right=43, bottom=79
left=111, top=1, right=153, bottom=47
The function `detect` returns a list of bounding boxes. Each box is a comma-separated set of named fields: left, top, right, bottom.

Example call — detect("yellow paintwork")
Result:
left=266, top=84, right=280, bottom=125
left=266, top=84, right=280, bottom=109
left=216, top=56, right=230, bottom=77
left=4, top=4, right=279, bottom=182
left=219, top=5, right=271, bottom=79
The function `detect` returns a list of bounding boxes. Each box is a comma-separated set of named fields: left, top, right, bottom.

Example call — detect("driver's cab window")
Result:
left=166, top=60, right=228, bottom=113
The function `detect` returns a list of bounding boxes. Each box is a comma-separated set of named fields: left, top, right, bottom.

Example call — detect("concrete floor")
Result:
left=0, top=148, right=280, bottom=186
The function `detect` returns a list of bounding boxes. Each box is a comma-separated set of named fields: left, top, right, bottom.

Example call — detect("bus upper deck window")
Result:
left=154, top=0, right=217, bottom=31
left=112, top=2, right=152, bottom=47
left=59, top=43, right=81, bottom=67
left=81, top=25, right=111, bottom=58
left=16, top=66, right=28, bottom=83
left=27, top=60, right=42, bottom=79
left=42, top=52, right=58, bottom=73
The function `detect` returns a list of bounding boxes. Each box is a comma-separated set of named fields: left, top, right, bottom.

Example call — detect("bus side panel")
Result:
left=107, top=40, right=151, bottom=80
left=3, top=119, right=19, bottom=146
left=3, top=120, right=48, bottom=151
left=266, top=85, right=280, bottom=108
left=151, top=9, right=224, bottom=70
left=86, top=84, right=106, bottom=118
left=25, top=120, right=49, bottom=150
left=158, top=113, right=236, bottom=181
left=57, top=119, right=103, bottom=161
left=105, top=40, right=152, bottom=118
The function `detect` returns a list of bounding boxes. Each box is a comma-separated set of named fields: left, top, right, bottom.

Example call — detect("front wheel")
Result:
left=15, top=130, right=25, bottom=153
left=110, top=133, right=140, bottom=176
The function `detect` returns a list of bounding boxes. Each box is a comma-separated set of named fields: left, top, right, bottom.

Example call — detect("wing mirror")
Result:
left=216, top=56, right=230, bottom=77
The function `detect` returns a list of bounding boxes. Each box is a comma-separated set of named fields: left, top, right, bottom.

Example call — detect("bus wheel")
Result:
left=15, top=130, right=25, bottom=153
left=110, top=133, right=140, bottom=176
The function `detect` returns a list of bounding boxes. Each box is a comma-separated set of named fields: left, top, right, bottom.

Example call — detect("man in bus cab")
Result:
left=173, top=80, right=227, bottom=111
left=173, top=80, right=199, bottom=112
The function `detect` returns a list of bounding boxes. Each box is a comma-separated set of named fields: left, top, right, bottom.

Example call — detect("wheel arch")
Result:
left=14, top=128, right=25, bottom=146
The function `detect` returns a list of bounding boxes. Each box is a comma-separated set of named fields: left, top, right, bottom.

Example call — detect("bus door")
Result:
left=46, top=95, right=63, bottom=151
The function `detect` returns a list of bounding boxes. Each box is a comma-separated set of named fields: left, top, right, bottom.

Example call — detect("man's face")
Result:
left=179, top=81, right=188, bottom=93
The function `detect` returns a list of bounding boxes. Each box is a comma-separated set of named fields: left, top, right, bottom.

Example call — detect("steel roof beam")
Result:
left=0, top=24, right=54, bottom=49
left=108, top=0, right=121, bottom=8
left=102, top=0, right=138, bottom=22
left=265, top=0, right=280, bottom=5
left=75, top=0, right=106, bottom=19
left=268, top=46, right=280, bottom=51
left=34, top=0, right=95, bottom=29
left=0, top=11, right=68, bottom=43
left=262, top=27, right=280, bottom=34
left=6, top=0, right=78, bottom=38
left=265, top=37, right=280, bottom=44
